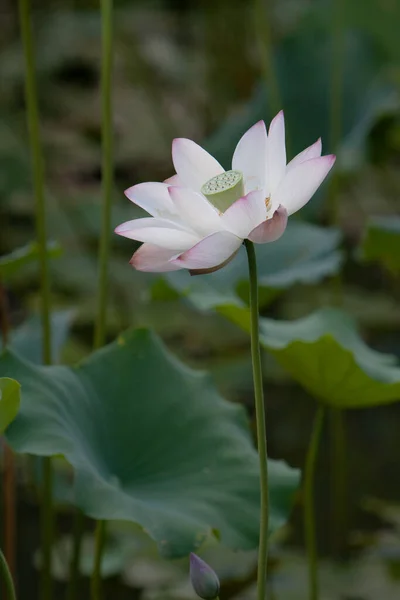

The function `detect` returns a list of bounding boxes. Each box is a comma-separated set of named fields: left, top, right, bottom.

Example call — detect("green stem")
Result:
left=18, top=0, right=51, bottom=364
left=91, top=1, right=114, bottom=595
left=41, top=457, right=53, bottom=600
left=328, top=0, right=344, bottom=224
left=244, top=240, right=269, bottom=600
left=94, top=0, right=114, bottom=350
left=66, top=511, right=85, bottom=600
left=253, top=0, right=282, bottom=118
left=0, top=549, right=16, bottom=600
left=304, top=406, right=325, bottom=600
left=18, top=1, right=53, bottom=599
left=329, top=407, right=346, bottom=557
left=328, top=0, right=345, bottom=305
left=91, top=521, right=106, bottom=600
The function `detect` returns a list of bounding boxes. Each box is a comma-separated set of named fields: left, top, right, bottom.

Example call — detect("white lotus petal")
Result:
left=273, top=155, right=336, bottom=216
left=286, top=138, right=322, bottom=171
left=171, top=231, right=242, bottom=270
left=248, top=205, right=288, bottom=244
left=268, top=111, right=286, bottom=193
left=115, top=217, right=188, bottom=234
left=115, top=217, right=200, bottom=250
left=221, top=190, right=266, bottom=238
left=164, top=174, right=184, bottom=186
left=172, top=138, right=224, bottom=192
left=232, top=121, right=268, bottom=194
left=168, top=186, right=223, bottom=236
left=125, top=182, right=177, bottom=219
left=130, top=243, right=183, bottom=272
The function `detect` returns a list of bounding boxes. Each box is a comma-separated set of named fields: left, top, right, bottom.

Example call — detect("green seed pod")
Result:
left=201, top=170, right=244, bottom=212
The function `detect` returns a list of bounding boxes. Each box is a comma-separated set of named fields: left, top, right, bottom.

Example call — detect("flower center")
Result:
left=201, top=170, right=244, bottom=213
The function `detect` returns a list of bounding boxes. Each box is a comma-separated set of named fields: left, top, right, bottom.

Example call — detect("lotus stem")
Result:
left=91, top=0, right=114, bottom=595
left=304, top=405, right=325, bottom=600
left=329, top=407, right=347, bottom=557
left=18, top=1, right=53, bottom=598
left=328, top=0, right=344, bottom=228
left=244, top=239, right=270, bottom=600
left=94, top=0, right=114, bottom=350
left=91, top=521, right=106, bottom=600
left=66, top=510, right=85, bottom=600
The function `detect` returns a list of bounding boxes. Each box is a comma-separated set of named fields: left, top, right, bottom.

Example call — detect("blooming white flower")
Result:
left=115, top=111, right=335, bottom=274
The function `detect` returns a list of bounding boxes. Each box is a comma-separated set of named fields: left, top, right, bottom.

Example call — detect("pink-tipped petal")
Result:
left=273, top=155, right=336, bottom=216
left=115, top=217, right=200, bottom=250
left=171, top=231, right=242, bottom=270
left=130, top=243, right=183, bottom=272
left=232, top=121, right=268, bottom=194
left=221, top=190, right=266, bottom=238
left=268, top=110, right=287, bottom=193
left=164, top=174, right=184, bottom=186
left=124, top=182, right=177, bottom=219
left=188, top=251, right=240, bottom=275
left=168, top=186, right=222, bottom=236
left=172, top=138, right=224, bottom=193
left=286, top=138, right=322, bottom=171
left=248, top=205, right=288, bottom=244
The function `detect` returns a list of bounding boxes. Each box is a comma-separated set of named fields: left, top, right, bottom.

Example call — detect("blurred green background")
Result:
left=2, top=0, right=400, bottom=598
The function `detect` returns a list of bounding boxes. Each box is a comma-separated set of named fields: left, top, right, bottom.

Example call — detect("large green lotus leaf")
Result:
left=0, top=241, right=62, bottom=281
left=0, top=329, right=299, bottom=557
left=0, top=378, right=20, bottom=433
left=360, top=216, right=400, bottom=275
left=163, top=223, right=342, bottom=313
left=223, top=308, right=400, bottom=408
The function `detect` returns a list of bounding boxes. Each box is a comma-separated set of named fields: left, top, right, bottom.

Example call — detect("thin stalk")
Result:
left=41, top=458, right=53, bottom=599
left=0, top=282, right=17, bottom=580
left=94, top=0, right=114, bottom=350
left=253, top=0, right=282, bottom=117
left=0, top=549, right=17, bottom=600
left=304, top=406, right=325, bottom=600
left=18, top=0, right=51, bottom=363
left=90, top=0, right=114, bottom=596
left=18, top=1, right=53, bottom=599
left=328, top=0, right=345, bottom=228
left=329, top=407, right=346, bottom=557
left=244, top=240, right=269, bottom=600
left=66, top=511, right=85, bottom=600
left=90, top=521, right=106, bottom=600
left=328, top=0, right=346, bottom=536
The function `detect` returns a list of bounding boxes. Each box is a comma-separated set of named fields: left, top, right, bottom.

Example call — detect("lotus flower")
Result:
left=115, top=111, right=335, bottom=274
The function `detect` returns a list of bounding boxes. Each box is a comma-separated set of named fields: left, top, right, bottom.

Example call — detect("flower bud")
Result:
left=189, top=553, right=220, bottom=600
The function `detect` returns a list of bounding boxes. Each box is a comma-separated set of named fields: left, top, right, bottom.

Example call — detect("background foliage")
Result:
left=2, top=0, right=400, bottom=598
